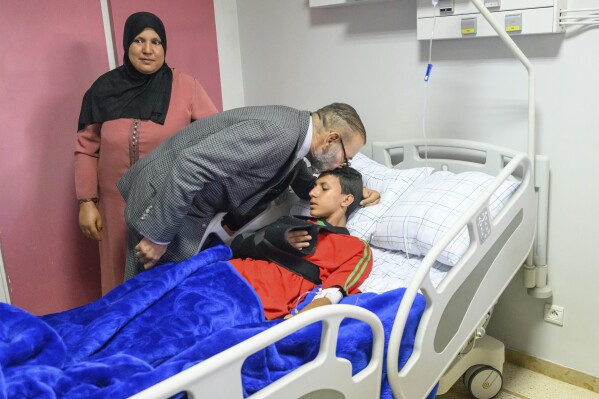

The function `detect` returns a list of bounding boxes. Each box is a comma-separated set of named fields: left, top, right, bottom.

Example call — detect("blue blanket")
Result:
left=0, top=245, right=435, bottom=399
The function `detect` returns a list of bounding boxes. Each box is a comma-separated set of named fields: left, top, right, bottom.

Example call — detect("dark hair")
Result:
left=314, top=103, right=366, bottom=144
left=319, top=166, right=363, bottom=217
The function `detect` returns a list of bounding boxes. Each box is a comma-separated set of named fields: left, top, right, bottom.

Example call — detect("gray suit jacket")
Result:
left=117, top=105, right=315, bottom=276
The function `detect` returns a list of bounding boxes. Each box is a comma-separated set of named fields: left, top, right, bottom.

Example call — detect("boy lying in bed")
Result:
left=230, top=166, right=372, bottom=320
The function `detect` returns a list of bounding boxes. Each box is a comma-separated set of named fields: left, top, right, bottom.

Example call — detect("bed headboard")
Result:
left=372, top=139, right=523, bottom=177
left=373, top=137, right=549, bottom=272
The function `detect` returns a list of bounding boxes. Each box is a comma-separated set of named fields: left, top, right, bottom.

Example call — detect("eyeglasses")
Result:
left=339, top=137, right=351, bottom=167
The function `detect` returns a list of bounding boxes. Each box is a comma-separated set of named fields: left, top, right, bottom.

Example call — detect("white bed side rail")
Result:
left=130, top=304, right=385, bottom=399
left=376, top=143, right=535, bottom=399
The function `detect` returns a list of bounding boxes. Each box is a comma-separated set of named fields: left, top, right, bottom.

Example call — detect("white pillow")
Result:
left=371, top=171, right=520, bottom=266
left=290, top=153, right=433, bottom=241
left=351, top=153, right=433, bottom=194
left=347, top=153, right=433, bottom=240
left=346, top=187, right=404, bottom=241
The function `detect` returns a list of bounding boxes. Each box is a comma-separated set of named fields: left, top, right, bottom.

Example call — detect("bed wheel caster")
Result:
left=463, top=365, right=503, bottom=399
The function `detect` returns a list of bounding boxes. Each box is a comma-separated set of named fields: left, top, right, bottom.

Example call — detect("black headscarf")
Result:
left=77, top=12, right=173, bottom=131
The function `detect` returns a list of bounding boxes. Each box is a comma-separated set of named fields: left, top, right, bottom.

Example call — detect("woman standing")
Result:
left=75, top=12, right=218, bottom=294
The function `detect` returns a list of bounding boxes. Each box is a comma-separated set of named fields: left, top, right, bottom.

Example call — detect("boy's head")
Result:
left=308, top=167, right=363, bottom=225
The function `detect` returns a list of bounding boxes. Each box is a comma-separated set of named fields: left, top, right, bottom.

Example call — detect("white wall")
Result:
left=214, top=0, right=245, bottom=109
left=221, top=0, right=599, bottom=377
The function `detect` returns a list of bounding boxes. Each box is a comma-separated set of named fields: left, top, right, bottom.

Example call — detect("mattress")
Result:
left=359, top=246, right=451, bottom=294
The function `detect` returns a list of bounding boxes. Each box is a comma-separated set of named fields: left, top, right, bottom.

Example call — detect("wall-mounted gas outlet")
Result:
left=544, top=304, right=564, bottom=326
left=484, top=0, right=501, bottom=8
left=438, top=0, right=455, bottom=15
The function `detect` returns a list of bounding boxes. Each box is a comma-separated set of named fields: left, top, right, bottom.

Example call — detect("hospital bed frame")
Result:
left=130, top=138, right=536, bottom=399
left=377, top=139, right=535, bottom=399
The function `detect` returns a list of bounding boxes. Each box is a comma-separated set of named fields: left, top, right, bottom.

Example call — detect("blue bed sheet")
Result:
left=0, top=245, right=435, bottom=399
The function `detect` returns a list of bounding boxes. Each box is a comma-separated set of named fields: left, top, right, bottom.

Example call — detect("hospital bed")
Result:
left=125, top=138, right=537, bottom=399
left=0, top=140, right=536, bottom=399
left=128, top=2, right=540, bottom=396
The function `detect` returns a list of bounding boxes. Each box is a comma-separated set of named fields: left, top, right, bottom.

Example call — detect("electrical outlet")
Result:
left=544, top=304, right=564, bottom=326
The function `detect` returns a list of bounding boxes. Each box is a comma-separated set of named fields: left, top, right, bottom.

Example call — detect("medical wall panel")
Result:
left=417, top=0, right=567, bottom=40
left=309, top=0, right=394, bottom=7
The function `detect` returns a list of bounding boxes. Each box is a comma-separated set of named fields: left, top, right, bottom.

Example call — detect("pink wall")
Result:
left=0, top=1, right=108, bottom=314
left=111, top=0, right=223, bottom=110
left=0, top=0, right=222, bottom=315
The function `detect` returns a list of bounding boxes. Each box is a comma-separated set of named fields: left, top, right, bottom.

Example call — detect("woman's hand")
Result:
left=79, top=202, right=103, bottom=241
left=360, top=188, right=381, bottom=206
left=287, top=230, right=311, bottom=250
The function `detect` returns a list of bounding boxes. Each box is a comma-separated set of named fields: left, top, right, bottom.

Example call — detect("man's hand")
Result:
left=361, top=187, right=381, bottom=206
left=135, top=238, right=167, bottom=270
left=287, top=230, right=311, bottom=250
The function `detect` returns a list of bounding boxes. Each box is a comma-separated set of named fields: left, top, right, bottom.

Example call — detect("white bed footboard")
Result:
left=130, top=305, right=385, bottom=399
left=375, top=140, right=536, bottom=399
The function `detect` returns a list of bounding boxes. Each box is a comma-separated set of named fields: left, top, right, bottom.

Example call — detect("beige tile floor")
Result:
left=437, top=362, right=599, bottom=399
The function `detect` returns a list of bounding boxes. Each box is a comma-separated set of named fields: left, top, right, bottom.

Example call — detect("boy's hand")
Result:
left=287, top=230, right=311, bottom=249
